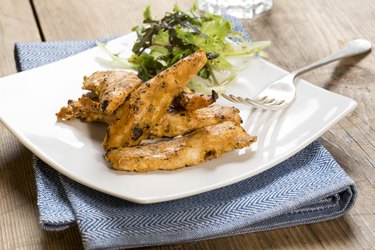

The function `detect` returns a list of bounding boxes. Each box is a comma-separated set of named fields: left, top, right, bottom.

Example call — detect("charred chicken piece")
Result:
left=150, top=105, right=242, bottom=137
left=82, top=70, right=142, bottom=114
left=173, top=89, right=218, bottom=111
left=56, top=95, right=115, bottom=123
left=106, top=121, right=256, bottom=172
left=57, top=95, right=242, bottom=138
left=102, top=51, right=207, bottom=149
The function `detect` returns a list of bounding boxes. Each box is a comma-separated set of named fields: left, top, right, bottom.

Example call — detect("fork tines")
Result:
left=221, top=94, right=285, bottom=110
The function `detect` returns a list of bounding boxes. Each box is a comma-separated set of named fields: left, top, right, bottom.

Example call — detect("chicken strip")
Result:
left=103, top=51, right=207, bottom=149
left=56, top=95, right=115, bottom=123
left=82, top=70, right=142, bottom=114
left=106, top=121, right=256, bottom=172
left=173, top=89, right=218, bottom=111
left=57, top=95, right=241, bottom=138
left=150, top=105, right=242, bottom=137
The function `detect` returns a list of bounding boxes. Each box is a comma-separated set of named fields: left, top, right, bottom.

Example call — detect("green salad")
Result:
left=98, top=2, right=270, bottom=93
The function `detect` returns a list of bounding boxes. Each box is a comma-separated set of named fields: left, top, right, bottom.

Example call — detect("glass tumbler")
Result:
left=198, top=0, right=273, bottom=19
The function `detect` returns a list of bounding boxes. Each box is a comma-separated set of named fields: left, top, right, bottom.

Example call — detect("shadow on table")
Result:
left=322, top=52, right=371, bottom=90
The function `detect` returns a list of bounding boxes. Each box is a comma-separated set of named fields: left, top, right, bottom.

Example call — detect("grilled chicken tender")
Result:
left=57, top=96, right=242, bottom=138
left=58, top=87, right=219, bottom=122
left=151, top=105, right=242, bottom=137
left=106, top=121, right=256, bottom=172
left=56, top=96, right=115, bottom=123
left=103, top=51, right=207, bottom=149
left=82, top=70, right=142, bottom=114
left=173, top=89, right=218, bottom=111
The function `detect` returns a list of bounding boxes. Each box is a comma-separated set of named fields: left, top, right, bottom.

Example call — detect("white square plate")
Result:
left=0, top=34, right=357, bottom=203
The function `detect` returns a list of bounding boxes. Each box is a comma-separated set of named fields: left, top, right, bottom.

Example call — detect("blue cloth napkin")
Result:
left=14, top=26, right=356, bottom=250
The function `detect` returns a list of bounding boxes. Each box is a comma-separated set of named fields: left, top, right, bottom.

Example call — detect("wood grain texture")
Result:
left=0, top=0, right=40, bottom=75
left=245, top=2, right=375, bottom=248
left=0, top=0, right=83, bottom=248
left=32, top=0, right=192, bottom=40
left=0, top=0, right=41, bottom=249
left=0, top=0, right=374, bottom=249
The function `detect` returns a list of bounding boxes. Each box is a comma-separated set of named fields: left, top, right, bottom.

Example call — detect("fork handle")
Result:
left=292, top=39, right=372, bottom=77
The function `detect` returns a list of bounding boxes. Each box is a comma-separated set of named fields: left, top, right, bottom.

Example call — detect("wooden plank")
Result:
left=0, top=0, right=40, bottom=76
left=0, top=0, right=41, bottom=249
left=32, top=0, right=192, bottom=40
left=0, top=1, right=84, bottom=249
left=2, top=0, right=374, bottom=249
left=244, top=0, right=375, bottom=249
left=0, top=0, right=69, bottom=249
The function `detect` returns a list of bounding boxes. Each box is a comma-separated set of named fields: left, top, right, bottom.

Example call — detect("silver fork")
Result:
left=222, top=39, right=372, bottom=110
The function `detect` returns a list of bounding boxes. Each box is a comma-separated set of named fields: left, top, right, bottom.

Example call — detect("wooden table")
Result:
left=1, top=0, right=374, bottom=249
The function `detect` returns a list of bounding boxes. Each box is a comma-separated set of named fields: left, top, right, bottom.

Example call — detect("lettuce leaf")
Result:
left=99, top=2, right=270, bottom=91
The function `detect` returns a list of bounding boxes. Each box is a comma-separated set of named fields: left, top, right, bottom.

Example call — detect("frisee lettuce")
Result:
left=98, top=2, right=270, bottom=92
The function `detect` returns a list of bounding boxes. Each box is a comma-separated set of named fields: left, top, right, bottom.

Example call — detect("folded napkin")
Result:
left=15, top=26, right=356, bottom=250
